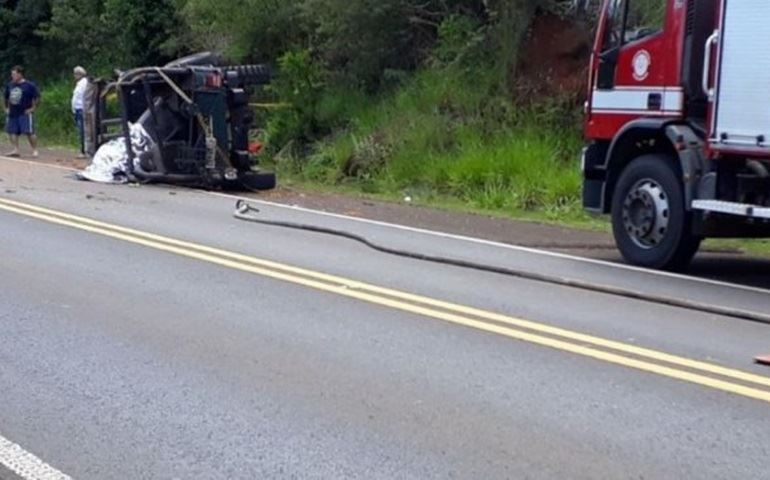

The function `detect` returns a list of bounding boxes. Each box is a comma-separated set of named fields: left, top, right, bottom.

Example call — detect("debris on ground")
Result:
left=755, top=354, right=770, bottom=366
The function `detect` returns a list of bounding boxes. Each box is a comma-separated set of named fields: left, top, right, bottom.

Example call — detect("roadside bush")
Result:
left=433, top=15, right=485, bottom=67
left=35, top=80, right=76, bottom=147
left=180, top=0, right=304, bottom=62
left=281, top=61, right=584, bottom=215
left=264, top=50, right=327, bottom=151
left=343, top=134, right=392, bottom=179
left=317, top=0, right=429, bottom=87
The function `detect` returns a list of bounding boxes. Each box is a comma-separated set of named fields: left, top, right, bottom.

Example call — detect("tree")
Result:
left=181, top=0, right=304, bottom=63
left=102, top=0, right=183, bottom=66
left=0, top=0, right=53, bottom=77
left=41, top=0, right=183, bottom=74
left=301, top=0, right=490, bottom=89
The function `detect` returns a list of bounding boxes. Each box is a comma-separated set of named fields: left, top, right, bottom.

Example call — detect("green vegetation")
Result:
left=7, top=0, right=768, bottom=254
left=33, top=80, right=74, bottom=147
left=0, top=1, right=690, bottom=230
left=277, top=66, right=587, bottom=223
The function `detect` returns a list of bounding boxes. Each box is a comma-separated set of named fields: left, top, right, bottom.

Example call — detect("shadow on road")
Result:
left=688, top=255, right=770, bottom=290
left=564, top=248, right=770, bottom=291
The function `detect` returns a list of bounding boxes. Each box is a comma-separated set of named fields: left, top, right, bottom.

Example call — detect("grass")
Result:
left=35, top=80, right=79, bottom=148
left=277, top=67, right=589, bottom=224
left=705, top=239, right=770, bottom=257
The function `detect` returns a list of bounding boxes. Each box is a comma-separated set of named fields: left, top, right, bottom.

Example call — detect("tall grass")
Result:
left=34, top=79, right=77, bottom=147
left=282, top=66, right=586, bottom=220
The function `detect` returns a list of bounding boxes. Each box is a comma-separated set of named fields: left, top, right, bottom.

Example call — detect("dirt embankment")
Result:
left=516, top=14, right=593, bottom=102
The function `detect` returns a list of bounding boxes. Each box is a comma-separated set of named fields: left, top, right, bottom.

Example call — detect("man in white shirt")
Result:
left=71, top=66, right=88, bottom=158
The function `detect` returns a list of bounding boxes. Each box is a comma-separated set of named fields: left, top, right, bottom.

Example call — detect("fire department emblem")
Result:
left=633, top=50, right=651, bottom=81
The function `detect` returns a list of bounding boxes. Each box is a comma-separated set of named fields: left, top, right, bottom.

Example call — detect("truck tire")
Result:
left=611, top=154, right=701, bottom=271
left=231, top=171, right=276, bottom=191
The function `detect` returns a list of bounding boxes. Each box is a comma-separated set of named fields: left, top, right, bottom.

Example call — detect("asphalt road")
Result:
left=1, top=158, right=769, bottom=479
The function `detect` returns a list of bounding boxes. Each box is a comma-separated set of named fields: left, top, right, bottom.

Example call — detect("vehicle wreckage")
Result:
left=78, top=52, right=276, bottom=190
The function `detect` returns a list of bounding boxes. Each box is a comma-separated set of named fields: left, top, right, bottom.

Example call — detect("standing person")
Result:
left=3, top=65, right=39, bottom=158
left=71, top=66, right=88, bottom=158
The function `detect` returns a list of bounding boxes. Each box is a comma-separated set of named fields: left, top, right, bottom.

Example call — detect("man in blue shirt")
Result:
left=4, top=65, right=40, bottom=158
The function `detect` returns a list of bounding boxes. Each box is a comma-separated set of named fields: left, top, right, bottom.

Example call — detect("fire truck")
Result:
left=582, top=0, right=770, bottom=270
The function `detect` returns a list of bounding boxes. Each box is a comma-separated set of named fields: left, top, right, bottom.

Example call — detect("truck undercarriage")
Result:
left=82, top=52, right=275, bottom=190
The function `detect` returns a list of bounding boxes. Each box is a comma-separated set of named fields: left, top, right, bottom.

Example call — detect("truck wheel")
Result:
left=611, top=154, right=701, bottom=271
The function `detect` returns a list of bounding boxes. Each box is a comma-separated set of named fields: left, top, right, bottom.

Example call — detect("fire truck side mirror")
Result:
left=597, top=46, right=621, bottom=90
left=599, top=47, right=620, bottom=65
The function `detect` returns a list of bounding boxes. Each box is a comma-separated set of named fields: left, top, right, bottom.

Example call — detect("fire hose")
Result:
left=233, top=200, right=770, bottom=326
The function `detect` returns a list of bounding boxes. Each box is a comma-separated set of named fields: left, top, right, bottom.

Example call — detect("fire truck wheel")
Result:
left=611, top=154, right=701, bottom=271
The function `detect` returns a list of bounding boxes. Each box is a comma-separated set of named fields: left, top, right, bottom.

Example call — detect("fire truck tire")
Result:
left=611, top=154, right=701, bottom=271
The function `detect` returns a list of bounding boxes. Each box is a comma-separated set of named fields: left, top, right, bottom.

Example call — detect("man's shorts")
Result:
left=6, top=114, right=35, bottom=135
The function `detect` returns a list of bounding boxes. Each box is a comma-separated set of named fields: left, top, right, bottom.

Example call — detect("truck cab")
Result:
left=582, top=0, right=770, bottom=270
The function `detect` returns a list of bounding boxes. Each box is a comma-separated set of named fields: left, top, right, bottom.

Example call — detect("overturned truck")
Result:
left=81, top=53, right=276, bottom=190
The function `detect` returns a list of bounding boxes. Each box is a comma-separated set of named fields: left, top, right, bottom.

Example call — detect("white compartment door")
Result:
left=712, top=0, right=770, bottom=149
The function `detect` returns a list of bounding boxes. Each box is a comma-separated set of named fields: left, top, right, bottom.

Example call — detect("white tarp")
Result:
left=77, top=124, right=154, bottom=183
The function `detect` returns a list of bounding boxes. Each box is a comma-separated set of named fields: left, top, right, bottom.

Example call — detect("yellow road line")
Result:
left=2, top=197, right=768, bottom=389
left=1, top=197, right=770, bottom=403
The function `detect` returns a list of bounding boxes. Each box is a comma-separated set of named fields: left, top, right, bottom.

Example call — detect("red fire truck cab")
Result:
left=583, top=0, right=770, bottom=270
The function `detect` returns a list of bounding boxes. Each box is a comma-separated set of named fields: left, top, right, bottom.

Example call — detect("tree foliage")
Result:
left=39, top=0, right=182, bottom=74
left=0, top=0, right=52, bottom=77
left=2, top=0, right=601, bottom=83
left=180, top=0, right=304, bottom=63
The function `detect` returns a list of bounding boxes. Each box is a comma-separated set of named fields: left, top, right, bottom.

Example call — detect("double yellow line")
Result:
left=1, top=196, right=770, bottom=404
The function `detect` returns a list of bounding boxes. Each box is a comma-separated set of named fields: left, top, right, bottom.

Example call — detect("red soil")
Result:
left=516, top=14, right=593, bottom=102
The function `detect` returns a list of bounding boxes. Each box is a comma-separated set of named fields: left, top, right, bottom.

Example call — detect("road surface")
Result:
left=1, top=158, right=769, bottom=479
